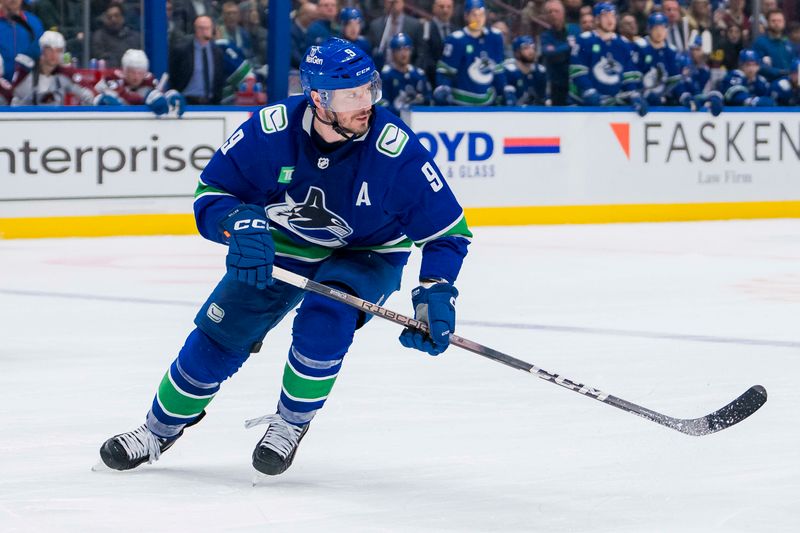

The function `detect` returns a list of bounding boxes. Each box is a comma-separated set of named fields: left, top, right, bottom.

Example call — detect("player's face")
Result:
left=598, top=11, right=616, bottom=33
left=742, top=61, right=759, bottom=79
left=392, top=47, right=411, bottom=68
left=125, top=67, right=147, bottom=87
left=343, top=19, right=361, bottom=40
left=41, top=46, right=63, bottom=68
left=650, top=25, right=667, bottom=44
left=619, top=16, right=636, bottom=37
left=466, top=8, right=486, bottom=32
left=518, top=44, right=535, bottom=63
left=579, top=13, right=594, bottom=32
left=690, top=47, right=704, bottom=63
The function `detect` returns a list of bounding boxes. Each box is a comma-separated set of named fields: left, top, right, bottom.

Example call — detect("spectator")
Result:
left=169, top=15, right=224, bottom=104
left=753, top=9, right=795, bottom=81
left=418, top=0, right=454, bottom=86
left=713, top=22, right=744, bottom=72
left=173, top=0, right=218, bottom=36
left=306, top=0, right=339, bottom=48
left=12, top=30, right=96, bottom=105
left=788, top=21, right=800, bottom=60
left=504, top=35, right=548, bottom=105
left=367, top=0, right=423, bottom=69
left=579, top=8, right=594, bottom=33
left=291, top=1, right=317, bottom=69
left=663, top=0, right=690, bottom=52
left=719, top=48, right=774, bottom=106
left=241, top=1, right=267, bottom=68
left=434, top=0, right=507, bottom=106
left=626, top=0, right=651, bottom=37
left=218, top=0, right=253, bottom=61
left=91, top=3, right=141, bottom=68
left=338, top=7, right=371, bottom=54
left=750, top=0, right=778, bottom=37
left=0, top=0, right=44, bottom=81
left=712, top=0, right=749, bottom=42
left=379, top=32, right=431, bottom=115
left=540, top=0, right=572, bottom=105
left=686, top=0, right=712, bottom=37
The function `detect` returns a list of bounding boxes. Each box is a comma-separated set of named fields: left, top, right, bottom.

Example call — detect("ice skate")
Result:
left=246, top=414, right=309, bottom=476
left=98, top=411, right=206, bottom=471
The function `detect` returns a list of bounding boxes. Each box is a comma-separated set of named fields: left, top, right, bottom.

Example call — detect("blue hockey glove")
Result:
left=165, top=89, right=186, bottom=117
left=145, top=89, right=169, bottom=116
left=581, top=88, right=601, bottom=106
left=631, top=94, right=648, bottom=117
left=433, top=84, right=453, bottom=105
left=93, top=93, right=123, bottom=106
left=503, top=85, right=517, bottom=106
left=220, top=204, right=275, bottom=289
left=399, top=282, right=458, bottom=356
left=706, top=92, right=723, bottom=116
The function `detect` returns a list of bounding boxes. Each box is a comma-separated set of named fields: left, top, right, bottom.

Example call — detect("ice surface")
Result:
left=1, top=220, right=798, bottom=532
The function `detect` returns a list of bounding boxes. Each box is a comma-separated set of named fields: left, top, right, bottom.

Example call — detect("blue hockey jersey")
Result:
left=194, top=96, right=471, bottom=283
left=436, top=27, right=508, bottom=106
left=719, top=70, right=772, bottom=105
left=503, top=58, right=547, bottom=105
left=379, top=63, right=432, bottom=115
left=569, top=31, right=641, bottom=104
left=673, top=63, right=711, bottom=105
left=637, top=39, right=681, bottom=105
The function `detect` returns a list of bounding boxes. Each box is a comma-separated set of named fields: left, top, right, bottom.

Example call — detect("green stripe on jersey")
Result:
left=281, top=362, right=338, bottom=401
left=272, top=230, right=333, bottom=262
left=194, top=181, right=232, bottom=198
left=156, top=372, right=215, bottom=417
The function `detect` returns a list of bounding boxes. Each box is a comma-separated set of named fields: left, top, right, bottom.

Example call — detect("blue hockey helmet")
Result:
left=464, top=0, right=485, bottom=12
left=512, top=35, right=535, bottom=54
left=593, top=2, right=616, bottom=17
left=300, top=38, right=382, bottom=112
left=390, top=32, right=413, bottom=51
left=689, top=34, right=703, bottom=49
left=647, top=11, right=668, bottom=29
left=338, top=7, right=363, bottom=25
left=675, top=52, right=692, bottom=71
left=738, top=48, right=761, bottom=65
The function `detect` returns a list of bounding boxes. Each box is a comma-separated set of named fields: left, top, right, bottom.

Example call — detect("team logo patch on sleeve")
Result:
left=376, top=123, right=409, bottom=158
left=260, top=104, right=288, bottom=134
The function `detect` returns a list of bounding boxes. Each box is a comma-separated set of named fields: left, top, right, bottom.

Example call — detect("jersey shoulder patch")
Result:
left=259, top=103, right=288, bottom=134
left=376, top=122, right=410, bottom=158
left=450, top=30, right=465, bottom=40
left=579, top=31, right=593, bottom=39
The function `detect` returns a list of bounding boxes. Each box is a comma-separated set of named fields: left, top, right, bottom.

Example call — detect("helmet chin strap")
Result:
left=312, top=107, right=358, bottom=141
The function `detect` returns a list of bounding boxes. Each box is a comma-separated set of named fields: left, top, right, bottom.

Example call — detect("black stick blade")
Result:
left=675, top=385, right=768, bottom=436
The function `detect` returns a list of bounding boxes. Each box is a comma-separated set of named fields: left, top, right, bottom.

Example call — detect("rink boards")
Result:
left=1, top=106, right=799, bottom=238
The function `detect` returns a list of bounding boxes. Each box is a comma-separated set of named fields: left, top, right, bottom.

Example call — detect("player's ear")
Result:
left=310, top=90, right=322, bottom=109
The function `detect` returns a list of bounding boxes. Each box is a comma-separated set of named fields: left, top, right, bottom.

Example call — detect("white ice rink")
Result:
left=1, top=220, right=799, bottom=532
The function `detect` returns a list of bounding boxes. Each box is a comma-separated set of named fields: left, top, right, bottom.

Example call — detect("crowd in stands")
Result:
left=2, top=0, right=800, bottom=114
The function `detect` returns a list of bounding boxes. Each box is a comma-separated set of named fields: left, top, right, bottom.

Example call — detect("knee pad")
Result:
left=178, top=328, right=251, bottom=383
left=292, top=292, right=359, bottom=360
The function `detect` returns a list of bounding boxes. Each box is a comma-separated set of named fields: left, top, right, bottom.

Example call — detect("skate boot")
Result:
left=245, top=414, right=309, bottom=476
left=99, top=411, right=206, bottom=471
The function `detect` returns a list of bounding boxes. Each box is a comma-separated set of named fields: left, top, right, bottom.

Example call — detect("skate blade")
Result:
left=251, top=472, right=270, bottom=486
left=91, top=461, right=111, bottom=472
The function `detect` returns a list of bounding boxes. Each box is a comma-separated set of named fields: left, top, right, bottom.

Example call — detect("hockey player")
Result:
left=434, top=0, right=512, bottom=106
left=504, top=35, right=548, bottom=106
left=11, top=31, right=95, bottom=106
left=379, top=32, right=431, bottom=115
left=215, top=38, right=256, bottom=105
left=93, top=49, right=186, bottom=117
left=770, top=58, right=800, bottom=106
left=98, top=38, right=471, bottom=476
left=719, top=49, right=775, bottom=107
left=338, top=7, right=371, bottom=55
left=637, top=12, right=681, bottom=106
left=674, top=38, right=723, bottom=116
left=569, top=3, right=647, bottom=116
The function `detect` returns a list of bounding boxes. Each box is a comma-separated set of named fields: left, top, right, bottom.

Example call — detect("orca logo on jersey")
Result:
left=467, top=53, right=495, bottom=86
left=266, top=186, right=354, bottom=247
left=593, top=54, right=622, bottom=86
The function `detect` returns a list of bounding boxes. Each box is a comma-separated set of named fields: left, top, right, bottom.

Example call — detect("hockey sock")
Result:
left=278, top=345, right=343, bottom=425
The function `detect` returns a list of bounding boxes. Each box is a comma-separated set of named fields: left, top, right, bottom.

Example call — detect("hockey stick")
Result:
left=272, top=266, right=767, bottom=436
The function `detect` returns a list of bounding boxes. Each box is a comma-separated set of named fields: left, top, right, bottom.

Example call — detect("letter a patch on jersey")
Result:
left=356, top=181, right=371, bottom=206
left=376, top=123, right=409, bottom=158
left=260, top=104, right=288, bottom=134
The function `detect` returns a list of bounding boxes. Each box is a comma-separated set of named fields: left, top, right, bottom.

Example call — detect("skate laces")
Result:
left=245, top=414, right=304, bottom=458
left=116, top=424, right=165, bottom=464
